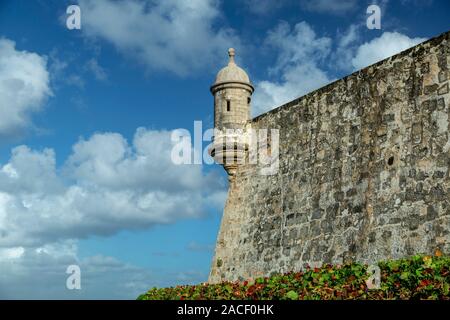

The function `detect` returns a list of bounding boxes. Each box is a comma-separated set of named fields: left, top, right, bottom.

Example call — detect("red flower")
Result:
left=419, top=279, right=431, bottom=287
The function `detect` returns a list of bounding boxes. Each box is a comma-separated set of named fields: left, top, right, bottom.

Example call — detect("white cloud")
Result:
left=252, top=22, right=333, bottom=116
left=300, top=0, right=358, bottom=15
left=0, top=127, right=227, bottom=248
left=0, top=241, right=156, bottom=299
left=0, top=38, right=51, bottom=138
left=79, top=0, right=240, bottom=76
left=0, top=146, right=62, bottom=194
left=252, top=22, right=428, bottom=116
left=338, top=25, right=360, bottom=49
left=334, top=24, right=361, bottom=71
left=351, top=32, right=427, bottom=70
left=0, top=246, right=25, bottom=259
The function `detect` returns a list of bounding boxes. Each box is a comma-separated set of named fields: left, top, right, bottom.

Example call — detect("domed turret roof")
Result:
left=214, top=48, right=251, bottom=85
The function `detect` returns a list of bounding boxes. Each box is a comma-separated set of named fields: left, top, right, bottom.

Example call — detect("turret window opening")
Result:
left=227, top=100, right=231, bottom=112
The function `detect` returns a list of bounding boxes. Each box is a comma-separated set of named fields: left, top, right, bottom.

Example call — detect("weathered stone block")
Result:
left=438, top=83, right=449, bottom=95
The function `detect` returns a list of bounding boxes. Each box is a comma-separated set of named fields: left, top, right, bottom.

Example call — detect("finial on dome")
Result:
left=228, top=48, right=235, bottom=64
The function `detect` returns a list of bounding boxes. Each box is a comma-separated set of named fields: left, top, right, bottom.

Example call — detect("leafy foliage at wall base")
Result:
left=138, top=254, right=450, bottom=300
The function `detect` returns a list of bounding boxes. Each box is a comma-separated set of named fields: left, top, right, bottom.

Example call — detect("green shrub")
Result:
left=137, top=254, right=450, bottom=300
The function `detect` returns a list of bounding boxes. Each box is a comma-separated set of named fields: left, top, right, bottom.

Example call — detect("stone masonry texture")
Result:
left=209, top=31, right=450, bottom=283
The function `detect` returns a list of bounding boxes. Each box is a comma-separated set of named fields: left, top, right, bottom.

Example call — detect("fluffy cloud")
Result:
left=333, top=24, right=362, bottom=71
left=0, top=241, right=156, bottom=299
left=0, top=127, right=223, bottom=298
left=252, top=22, right=333, bottom=116
left=0, top=38, right=51, bottom=138
left=351, top=32, right=427, bottom=70
left=0, top=128, right=227, bottom=248
left=79, top=0, right=240, bottom=76
left=252, top=22, right=428, bottom=116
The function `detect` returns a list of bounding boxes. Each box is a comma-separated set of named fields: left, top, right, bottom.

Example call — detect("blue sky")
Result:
left=0, top=0, right=449, bottom=299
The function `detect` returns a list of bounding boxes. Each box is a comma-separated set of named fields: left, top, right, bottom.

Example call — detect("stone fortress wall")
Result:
left=209, top=31, right=450, bottom=283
